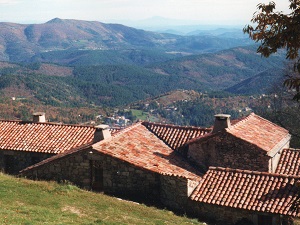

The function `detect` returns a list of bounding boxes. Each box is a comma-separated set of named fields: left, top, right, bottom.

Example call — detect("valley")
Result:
left=0, top=18, right=292, bottom=134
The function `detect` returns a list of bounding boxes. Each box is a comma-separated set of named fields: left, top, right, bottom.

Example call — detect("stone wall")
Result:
left=160, top=175, right=188, bottom=212
left=90, top=152, right=161, bottom=203
left=22, top=149, right=91, bottom=188
left=21, top=149, right=199, bottom=210
left=188, top=201, right=284, bottom=225
left=188, top=133, right=270, bottom=172
left=0, top=150, right=53, bottom=174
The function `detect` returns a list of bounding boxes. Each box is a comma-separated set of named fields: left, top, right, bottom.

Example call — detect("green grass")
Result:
left=0, top=173, right=204, bottom=225
left=131, top=109, right=158, bottom=122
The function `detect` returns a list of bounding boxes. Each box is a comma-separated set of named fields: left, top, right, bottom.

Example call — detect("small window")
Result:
left=258, top=215, right=272, bottom=225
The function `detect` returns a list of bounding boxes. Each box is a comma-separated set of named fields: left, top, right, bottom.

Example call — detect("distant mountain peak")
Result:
left=46, top=18, right=65, bottom=24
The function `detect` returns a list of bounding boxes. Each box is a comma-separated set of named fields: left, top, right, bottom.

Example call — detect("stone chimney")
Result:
left=32, top=112, right=46, bottom=123
left=212, top=114, right=231, bottom=133
left=94, top=124, right=111, bottom=142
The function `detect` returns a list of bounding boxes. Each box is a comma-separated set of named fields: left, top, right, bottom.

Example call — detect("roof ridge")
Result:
left=284, top=148, right=300, bottom=152
left=93, top=122, right=142, bottom=147
left=0, top=119, right=96, bottom=129
left=228, top=113, right=288, bottom=133
left=142, top=121, right=210, bottom=131
left=112, top=122, right=142, bottom=137
left=209, top=166, right=300, bottom=179
left=227, top=113, right=254, bottom=130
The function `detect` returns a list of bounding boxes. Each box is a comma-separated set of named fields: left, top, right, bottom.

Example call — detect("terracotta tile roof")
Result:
left=188, top=113, right=290, bottom=153
left=191, top=167, right=300, bottom=216
left=276, top=148, right=300, bottom=176
left=142, top=121, right=211, bottom=153
left=0, top=120, right=96, bottom=154
left=93, top=122, right=202, bottom=180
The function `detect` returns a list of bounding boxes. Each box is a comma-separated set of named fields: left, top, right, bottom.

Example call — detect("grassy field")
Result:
left=131, top=109, right=158, bottom=122
left=0, top=173, right=204, bottom=225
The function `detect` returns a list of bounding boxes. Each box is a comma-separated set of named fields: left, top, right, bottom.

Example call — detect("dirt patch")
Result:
left=62, top=206, right=85, bottom=217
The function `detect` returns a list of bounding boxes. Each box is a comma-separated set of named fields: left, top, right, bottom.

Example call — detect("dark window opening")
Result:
left=90, top=160, right=103, bottom=192
left=258, top=215, right=272, bottom=225
left=4, top=155, right=15, bottom=174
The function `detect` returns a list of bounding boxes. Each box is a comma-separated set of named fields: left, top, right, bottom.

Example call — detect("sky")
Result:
left=0, top=0, right=291, bottom=26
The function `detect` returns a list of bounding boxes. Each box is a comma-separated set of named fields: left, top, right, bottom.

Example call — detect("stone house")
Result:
left=187, top=113, right=291, bottom=172
left=0, top=112, right=106, bottom=174
left=17, top=113, right=300, bottom=224
left=21, top=122, right=204, bottom=209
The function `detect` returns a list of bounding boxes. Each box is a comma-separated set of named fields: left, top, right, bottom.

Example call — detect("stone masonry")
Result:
left=188, top=133, right=270, bottom=172
left=22, top=147, right=197, bottom=211
left=0, top=150, right=53, bottom=174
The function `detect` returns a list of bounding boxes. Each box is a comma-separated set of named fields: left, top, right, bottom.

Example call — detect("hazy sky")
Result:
left=0, top=0, right=291, bottom=25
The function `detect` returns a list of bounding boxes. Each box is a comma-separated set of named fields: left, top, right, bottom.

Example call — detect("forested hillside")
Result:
left=0, top=42, right=287, bottom=108
left=0, top=18, right=291, bottom=128
left=148, top=46, right=286, bottom=90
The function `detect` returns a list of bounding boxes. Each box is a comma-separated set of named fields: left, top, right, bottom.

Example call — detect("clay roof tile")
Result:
left=190, top=167, right=300, bottom=216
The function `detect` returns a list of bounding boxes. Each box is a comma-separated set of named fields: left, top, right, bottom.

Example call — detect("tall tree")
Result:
left=244, top=0, right=300, bottom=100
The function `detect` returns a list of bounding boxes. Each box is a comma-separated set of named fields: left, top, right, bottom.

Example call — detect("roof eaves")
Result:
left=267, top=134, right=292, bottom=157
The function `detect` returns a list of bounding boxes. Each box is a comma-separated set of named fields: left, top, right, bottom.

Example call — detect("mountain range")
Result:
left=0, top=18, right=287, bottom=109
left=0, top=18, right=251, bottom=63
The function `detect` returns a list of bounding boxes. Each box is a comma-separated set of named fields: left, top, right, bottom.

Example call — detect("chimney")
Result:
left=212, top=114, right=231, bottom=133
left=94, top=124, right=111, bottom=142
left=33, top=112, right=46, bottom=123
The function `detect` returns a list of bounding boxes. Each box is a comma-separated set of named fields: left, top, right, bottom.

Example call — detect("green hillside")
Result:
left=0, top=173, right=203, bottom=224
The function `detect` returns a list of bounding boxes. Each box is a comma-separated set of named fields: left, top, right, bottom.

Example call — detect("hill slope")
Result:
left=148, top=46, right=286, bottom=90
left=0, top=173, right=202, bottom=224
left=225, top=68, right=285, bottom=95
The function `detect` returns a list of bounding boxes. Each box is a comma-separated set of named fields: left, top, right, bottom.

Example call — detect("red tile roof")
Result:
left=142, top=122, right=211, bottom=154
left=191, top=167, right=300, bottom=216
left=227, top=113, right=290, bottom=152
left=93, top=122, right=202, bottom=180
left=189, top=113, right=290, bottom=153
left=276, top=148, right=300, bottom=176
left=22, top=122, right=202, bottom=180
left=0, top=120, right=96, bottom=154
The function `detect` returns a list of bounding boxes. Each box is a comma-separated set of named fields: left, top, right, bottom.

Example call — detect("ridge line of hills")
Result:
left=0, top=18, right=251, bottom=62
